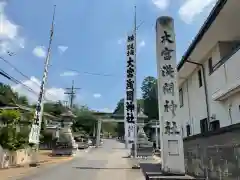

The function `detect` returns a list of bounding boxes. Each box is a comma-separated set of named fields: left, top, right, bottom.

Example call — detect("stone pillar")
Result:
left=155, top=121, right=159, bottom=149
left=125, top=121, right=129, bottom=149
left=156, top=16, right=185, bottom=175
left=96, top=120, right=102, bottom=147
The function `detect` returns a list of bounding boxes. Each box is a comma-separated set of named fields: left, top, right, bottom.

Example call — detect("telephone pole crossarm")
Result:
left=64, top=80, right=81, bottom=109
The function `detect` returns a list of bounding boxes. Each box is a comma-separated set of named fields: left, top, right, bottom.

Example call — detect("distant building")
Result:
left=175, top=0, right=240, bottom=137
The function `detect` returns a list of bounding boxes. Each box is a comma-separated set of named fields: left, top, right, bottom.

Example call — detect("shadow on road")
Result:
left=74, top=167, right=132, bottom=170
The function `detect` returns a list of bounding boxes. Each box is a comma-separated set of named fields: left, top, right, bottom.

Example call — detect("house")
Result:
left=176, top=0, right=240, bottom=137
left=0, top=105, right=59, bottom=128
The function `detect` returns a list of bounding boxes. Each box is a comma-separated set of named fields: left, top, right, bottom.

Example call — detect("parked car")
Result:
left=77, top=142, right=89, bottom=149
left=75, top=137, right=89, bottom=149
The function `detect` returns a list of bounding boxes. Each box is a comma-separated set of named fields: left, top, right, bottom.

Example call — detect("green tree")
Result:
left=72, top=106, right=97, bottom=135
left=31, top=101, right=66, bottom=117
left=141, top=76, right=158, bottom=120
left=0, top=109, right=20, bottom=124
left=114, top=98, right=124, bottom=114
left=113, top=98, right=143, bottom=115
left=0, top=109, right=28, bottom=150
left=43, top=101, right=65, bottom=116
left=0, top=83, right=18, bottom=106
left=0, top=83, right=29, bottom=107
left=102, top=122, right=118, bottom=137
left=113, top=99, right=124, bottom=137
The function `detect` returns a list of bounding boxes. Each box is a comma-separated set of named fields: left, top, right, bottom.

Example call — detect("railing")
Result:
left=213, top=44, right=240, bottom=72
left=209, top=44, right=240, bottom=97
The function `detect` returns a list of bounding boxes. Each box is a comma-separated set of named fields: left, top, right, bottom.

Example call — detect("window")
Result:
left=186, top=125, right=191, bottom=136
left=210, top=120, right=220, bottom=131
left=208, top=57, right=213, bottom=74
left=200, top=118, right=208, bottom=134
left=198, top=69, right=203, bottom=87
left=179, top=88, right=183, bottom=107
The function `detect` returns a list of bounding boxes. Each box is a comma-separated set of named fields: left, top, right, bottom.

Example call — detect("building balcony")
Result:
left=211, top=46, right=240, bottom=101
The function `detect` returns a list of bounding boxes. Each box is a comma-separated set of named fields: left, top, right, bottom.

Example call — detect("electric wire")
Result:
left=0, top=56, right=59, bottom=101
left=0, top=68, right=55, bottom=103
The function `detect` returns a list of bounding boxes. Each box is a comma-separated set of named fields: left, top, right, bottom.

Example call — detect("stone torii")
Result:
left=92, top=111, right=149, bottom=148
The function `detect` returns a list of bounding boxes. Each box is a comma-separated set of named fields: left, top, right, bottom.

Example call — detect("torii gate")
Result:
left=92, top=111, right=148, bottom=148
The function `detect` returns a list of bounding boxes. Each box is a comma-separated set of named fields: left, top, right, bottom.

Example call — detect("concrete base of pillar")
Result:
left=29, top=148, right=40, bottom=167
left=161, top=134, right=185, bottom=175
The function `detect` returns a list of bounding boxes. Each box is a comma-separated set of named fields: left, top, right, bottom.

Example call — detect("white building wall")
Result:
left=177, top=42, right=240, bottom=137
left=177, top=68, right=207, bottom=137
left=175, top=81, right=189, bottom=137
left=204, top=45, right=230, bottom=128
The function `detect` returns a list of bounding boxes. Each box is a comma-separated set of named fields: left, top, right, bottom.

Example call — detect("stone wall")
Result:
left=183, top=123, right=240, bottom=180
left=0, top=146, right=31, bottom=168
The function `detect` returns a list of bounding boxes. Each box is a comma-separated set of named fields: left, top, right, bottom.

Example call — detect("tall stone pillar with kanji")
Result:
left=156, top=16, right=185, bottom=175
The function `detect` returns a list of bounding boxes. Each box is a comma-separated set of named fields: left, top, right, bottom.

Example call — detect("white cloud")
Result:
left=139, top=40, right=145, bottom=47
left=60, top=71, right=79, bottom=77
left=0, top=2, right=25, bottom=54
left=11, top=76, right=67, bottom=104
left=178, top=0, right=218, bottom=24
left=152, top=0, right=170, bottom=10
left=93, top=93, right=101, bottom=98
left=58, top=45, right=68, bottom=54
left=32, top=46, right=46, bottom=58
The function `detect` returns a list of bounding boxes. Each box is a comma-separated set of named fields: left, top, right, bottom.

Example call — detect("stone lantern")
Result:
left=136, top=109, right=153, bottom=148
left=130, top=109, right=153, bottom=159
left=60, top=110, right=76, bottom=131
left=52, top=110, right=78, bottom=156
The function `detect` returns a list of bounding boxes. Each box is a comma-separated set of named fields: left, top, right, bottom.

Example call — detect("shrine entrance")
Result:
left=92, top=112, right=125, bottom=147
left=92, top=111, right=152, bottom=150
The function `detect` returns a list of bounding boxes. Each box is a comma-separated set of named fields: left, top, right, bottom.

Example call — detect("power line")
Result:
left=0, top=68, right=36, bottom=93
left=0, top=68, right=42, bottom=105
left=0, top=68, right=55, bottom=103
left=0, top=56, right=58, bottom=100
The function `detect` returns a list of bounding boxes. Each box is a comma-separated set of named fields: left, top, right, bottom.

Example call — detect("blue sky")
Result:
left=0, top=0, right=217, bottom=112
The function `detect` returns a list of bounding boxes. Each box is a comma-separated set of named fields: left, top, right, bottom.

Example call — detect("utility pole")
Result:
left=28, top=5, right=56, bottom=166
left=64, top=80, right=80, bottom=109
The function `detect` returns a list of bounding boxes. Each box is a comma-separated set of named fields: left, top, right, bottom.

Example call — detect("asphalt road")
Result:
left=16, top=139, right=145, bottom=180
